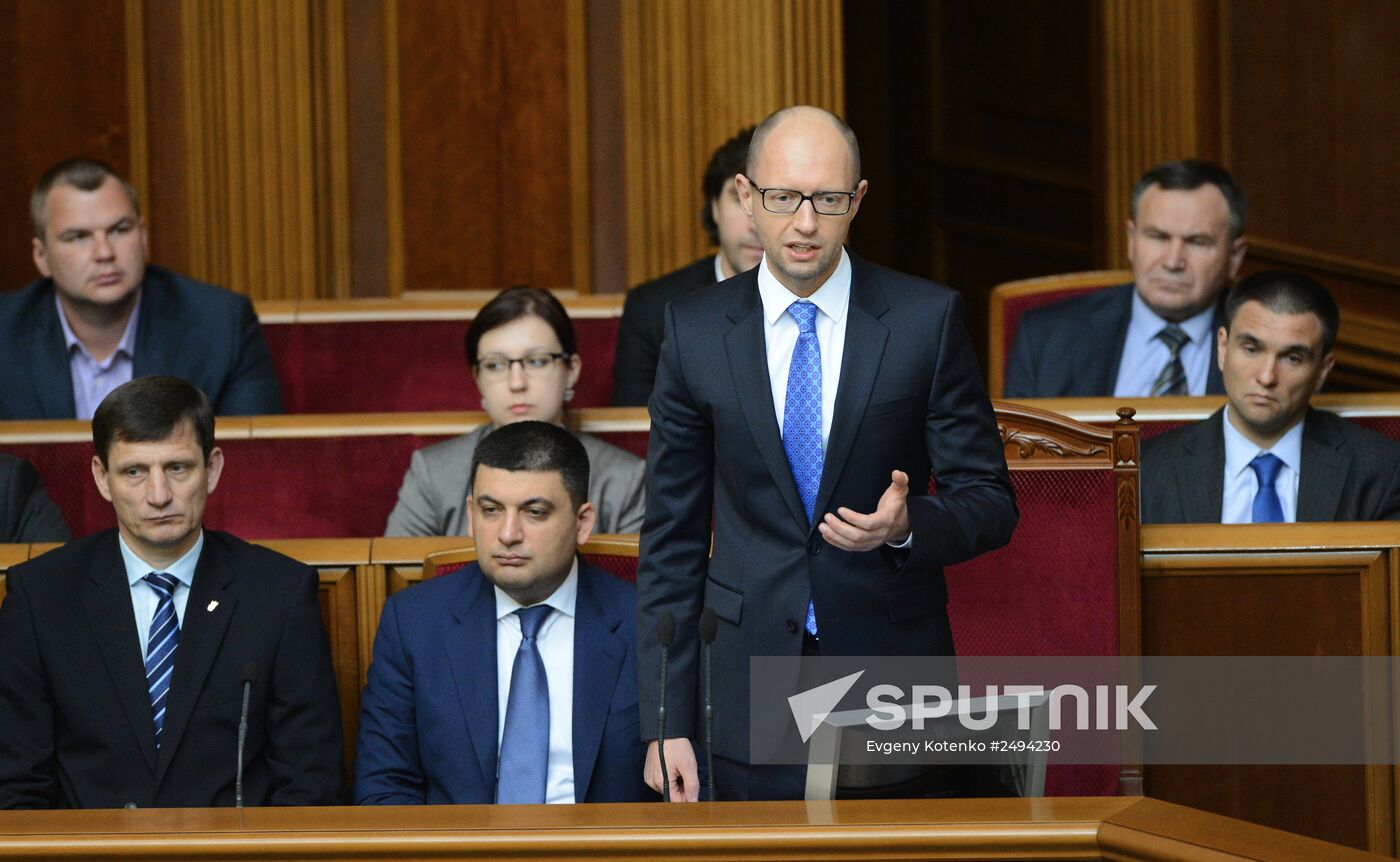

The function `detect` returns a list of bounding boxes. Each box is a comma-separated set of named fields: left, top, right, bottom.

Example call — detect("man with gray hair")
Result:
left=1006, top=159, right=1248, bottom=398
left=0, top=158, right=282, bottom=419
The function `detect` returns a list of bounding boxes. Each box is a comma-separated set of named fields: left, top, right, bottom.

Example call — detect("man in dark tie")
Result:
left=354, top=421, right=649, bottom=804
left=1005, top=159, right=1248, bottom=398
left=0, top=376, right=341, bottom=809
left=638, top=106, right=1017, bottom=801
left=1142, top=271, right=1400, bottom=523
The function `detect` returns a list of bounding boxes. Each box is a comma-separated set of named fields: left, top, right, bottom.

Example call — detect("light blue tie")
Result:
left=783, top=301, right=822, bottom=637
left=143, top=572, right=181, bottom=748
left=496, top=604, right=553, bottom=803
left=1249, top=453, right=1285, bottom=523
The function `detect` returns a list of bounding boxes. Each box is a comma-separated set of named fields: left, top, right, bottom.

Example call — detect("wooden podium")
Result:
left=0, top=798, right=1384, bottom=860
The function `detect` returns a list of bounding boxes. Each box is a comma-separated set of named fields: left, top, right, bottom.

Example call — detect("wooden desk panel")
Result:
left=0, top=798, right=1383, bottom=861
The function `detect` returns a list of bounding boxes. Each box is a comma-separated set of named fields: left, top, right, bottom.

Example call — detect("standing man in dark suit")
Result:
left=0, top=158, right=282, bottom=420
left=0, top=376, right=341, bottom=808
left=1143, top=271, right=1400, bottom=523
left=612, top=127, right=762, bottom=406
left=355, top=421, right=649, bottom=804
left=1005, top=160, right=1248, bottom=398
left=0, top=454, right=71, bottom=543
left=638, top=106, right=1017, bottom=801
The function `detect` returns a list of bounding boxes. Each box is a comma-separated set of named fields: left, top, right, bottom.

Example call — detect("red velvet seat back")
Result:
left=261, top=317, right=620, bottom=413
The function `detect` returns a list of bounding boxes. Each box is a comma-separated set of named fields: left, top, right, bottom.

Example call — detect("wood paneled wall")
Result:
left=618, top=0, right=845, bottom=287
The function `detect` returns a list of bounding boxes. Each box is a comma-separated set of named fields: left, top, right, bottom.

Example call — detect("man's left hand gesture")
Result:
left=817, top=470, right=912, bottom=551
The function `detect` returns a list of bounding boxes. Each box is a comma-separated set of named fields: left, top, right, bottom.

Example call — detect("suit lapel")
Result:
left=19, top=292, right=77, bottom=417
left=156, top=538, right=237, bottom=782
left=132, top=277, right=178, bottom=378
left=79, top=533, right=158, bottom=775
left=570, top=566, right=625, bottom=802
left=1297, top=411, right=1348, bottom=521
left=1181, top=410, right=1227, bottom=522
left=724, top=278, right=810, bottom=531
left=813, top=262, right=889, bottom=519
left=444, top=566, right=500, bottom=794
left=1092, top=286, right=1134, bottom=395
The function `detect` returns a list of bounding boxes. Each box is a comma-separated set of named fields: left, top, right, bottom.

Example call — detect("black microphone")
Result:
left=656, top=610, right=676, bottom=801
left=236, top=663, right=256, bottom=809
left=698, top=607, right=717, bottom=802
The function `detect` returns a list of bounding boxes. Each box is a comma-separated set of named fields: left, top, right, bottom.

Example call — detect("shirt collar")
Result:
left=494, top=557, right=580, bottom=621
left=1222, top=405, right=1306, bottom=480
left=757, top=248, right=852, bottom=327
left=1127, top=287, right=1216, bottom=348
left=120, top=529, right=204, bottom=589
left=713, top=253, right=728, bottom=284
left=55, top=290, right=142, bottom=364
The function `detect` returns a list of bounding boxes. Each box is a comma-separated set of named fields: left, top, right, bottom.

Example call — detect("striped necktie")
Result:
left=143, top=572, right=181, bottom=747
left=1149, top=325, right=1190, bottom=396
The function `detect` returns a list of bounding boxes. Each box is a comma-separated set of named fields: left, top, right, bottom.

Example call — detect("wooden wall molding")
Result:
left=1097, top=0, right=1219, bottom=268
left=619, top=0, right=845, bottom=287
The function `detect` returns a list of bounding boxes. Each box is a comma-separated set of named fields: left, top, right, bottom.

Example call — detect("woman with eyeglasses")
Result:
left=384, top=286, right=646, bottom=536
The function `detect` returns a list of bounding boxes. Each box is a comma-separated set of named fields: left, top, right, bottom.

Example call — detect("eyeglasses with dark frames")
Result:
left=743, top=175, right=857, bottom=216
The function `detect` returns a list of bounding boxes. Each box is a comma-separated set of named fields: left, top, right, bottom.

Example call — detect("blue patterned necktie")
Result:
left=496, top=604, right=553, bottom=803
left=783, top=301, right=822, bottom=637
left=1149, top=325, right=1190, bottom=396
left=1249, top=453, right=1285, bottom=523
left=143, top=572, right=181, bottom=748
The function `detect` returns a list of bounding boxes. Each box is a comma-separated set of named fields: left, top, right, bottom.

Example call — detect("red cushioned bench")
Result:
left=256, top=296, right=624, bottom=413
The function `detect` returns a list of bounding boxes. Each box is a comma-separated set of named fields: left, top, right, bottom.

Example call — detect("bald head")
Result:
left=747, top=106, right=861, bottom=188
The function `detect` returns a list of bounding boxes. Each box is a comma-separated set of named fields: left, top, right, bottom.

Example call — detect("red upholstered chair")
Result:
left=423, top=534, right=639, bottom=582
left=944, top=401, right=1142, bottom=798
left=987, top=270, right=1132, bottom=398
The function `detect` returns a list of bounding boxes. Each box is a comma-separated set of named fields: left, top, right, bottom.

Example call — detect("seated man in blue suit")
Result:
left=354, top=420, right=649, bottom=804
left=0, top=158, right=282, bottom=419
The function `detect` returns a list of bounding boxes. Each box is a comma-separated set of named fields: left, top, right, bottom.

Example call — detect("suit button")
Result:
left=786, top=619, right=799, bottom=633
left=807, top=536, right=821, bottom=556
left=123, top=802, right=137, bottom=809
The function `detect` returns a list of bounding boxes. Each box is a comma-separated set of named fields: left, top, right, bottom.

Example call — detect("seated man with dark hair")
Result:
left=612, top=126, right=761, bottom=406
left=0, top=376, right=341, bottom=809
left=0, top=158, right=282, bottom=420
left=0, top=454, right=71, bottom=543
left=356, top=420, right=648, bottom=804
left=1143, top=271, right=1400, bottom=523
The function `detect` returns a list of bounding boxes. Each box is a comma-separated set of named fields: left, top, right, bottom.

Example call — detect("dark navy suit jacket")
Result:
left=638, top=253, right=1018, bottom=763
left=612, top=255, right=718, bottom=407
left=1004, top=283, right=1226, bottom=398
left=353, top=561, right=649, bottom=804
left=0, top=265, right=282, bottom=419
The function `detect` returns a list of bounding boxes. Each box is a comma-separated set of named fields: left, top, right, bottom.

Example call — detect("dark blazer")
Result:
left=1004, top=284, right=1226, bottom=398
left=612, top=256, right=717, bottom=406
left=0, top=454, right=70, bottom=543
left=638, top=253, right=1018, bottom=762
left=0, top=530, right=343, bottom=809
left=0, top=265, right=283, bottom=419
left=353, top=561, right=649, bottom=804
left=1142, top=408, right=1400, bottom=523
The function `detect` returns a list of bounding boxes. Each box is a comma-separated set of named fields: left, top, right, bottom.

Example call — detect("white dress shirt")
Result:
left=1220, top=406, right=1304, bottom=523
left=494, top=561, right=578, bottom=804
left=1113, top=289, right=1217, bottom=397
left=756, top=249, right=851, bottom=447
left=119, top=530, right=203, bottom=660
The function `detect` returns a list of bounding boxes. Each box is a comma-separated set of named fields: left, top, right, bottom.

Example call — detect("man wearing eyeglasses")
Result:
left=637, top=106, right=1017, bottom=801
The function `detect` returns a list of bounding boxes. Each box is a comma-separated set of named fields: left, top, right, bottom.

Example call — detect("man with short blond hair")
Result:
left=0, top=158, right=282, bottom=419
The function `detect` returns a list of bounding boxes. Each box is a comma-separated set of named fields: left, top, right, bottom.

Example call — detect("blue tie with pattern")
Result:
left=1249, top=453, right=1285, bottom=523
left=144, top=572, right=181, bottom=748
left=1150, top=325, right=1190, bottom=396
left=783, top=301, right=822, bottom=637
left=496, top=604, right=553, bottom=803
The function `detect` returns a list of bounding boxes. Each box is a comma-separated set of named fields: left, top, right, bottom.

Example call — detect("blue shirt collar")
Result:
left=1127, top=288, right=1216, bottom=349
left=120, top=529, right=204, bottom=589
left=55, top=290, right=142, bottom=367
left=1222, top=405, right=1305, bottom=480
